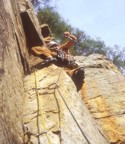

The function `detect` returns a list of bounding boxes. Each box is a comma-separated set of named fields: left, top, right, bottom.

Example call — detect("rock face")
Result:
left=75, top=55, right=125, bottom=143
left=23, top=65, right=109, bottom=144
left=0, top=0, right=26, bottom=143
left=0, top=0, right=125, bottom=143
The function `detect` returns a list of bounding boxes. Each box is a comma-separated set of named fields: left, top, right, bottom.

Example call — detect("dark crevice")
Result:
left=15, top=33, right=30, bottom=74
left=20, top=11, right=44, bottom=49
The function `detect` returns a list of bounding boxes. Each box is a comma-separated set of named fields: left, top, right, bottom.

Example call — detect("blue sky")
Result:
left=50, top=0, right=125, bottom=49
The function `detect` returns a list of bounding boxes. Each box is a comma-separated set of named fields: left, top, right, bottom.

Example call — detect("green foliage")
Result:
left=107, top=46, right=125, bottom=72
left=36, top=4, right=125, bottom=74
left=37, top=7, right=72, bottom=40
left=31, top=0, right=51, bottom=6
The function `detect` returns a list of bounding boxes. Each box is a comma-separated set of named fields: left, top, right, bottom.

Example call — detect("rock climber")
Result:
left=31, top=31, right=85, bottom=91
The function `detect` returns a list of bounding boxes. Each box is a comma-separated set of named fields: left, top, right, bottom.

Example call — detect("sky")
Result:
left=50, top=0, right=125, bottom=49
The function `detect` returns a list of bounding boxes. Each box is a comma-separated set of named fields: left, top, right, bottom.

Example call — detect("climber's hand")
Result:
left=57, top=51, right=65, bottom=61
left=64, top=32, right=70, bottom=37
left=64, top=32, right=77, bottom=42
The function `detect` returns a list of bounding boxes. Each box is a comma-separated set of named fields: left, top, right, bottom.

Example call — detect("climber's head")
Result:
left=47, top=41, right=59, bottom=49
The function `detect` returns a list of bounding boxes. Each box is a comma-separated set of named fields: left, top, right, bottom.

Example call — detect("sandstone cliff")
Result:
left=76, top=55, right=125, bottom=143
left=0, top=0, right=125, bottom=144
left=22, top=65, right=109, bottom=144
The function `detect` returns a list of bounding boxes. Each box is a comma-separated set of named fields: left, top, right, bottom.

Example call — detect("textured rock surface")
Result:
left=75, top=54, right=125, bottom=143
left=1, top=0, right=125, bottom=143
left=0, top=0, right=41, bottom=143
left=23, top=65, right=109, bottom=144
left=0, top=0, right=25, bottom=143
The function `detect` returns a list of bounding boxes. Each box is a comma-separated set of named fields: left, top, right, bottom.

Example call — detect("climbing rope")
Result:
left=34, top=70, right=53, bottom=144
left=54, top=69, right=91, bottom=144
left=28, top=68, right=90, bottom=143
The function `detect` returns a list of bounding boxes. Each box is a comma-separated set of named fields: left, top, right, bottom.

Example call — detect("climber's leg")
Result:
left=65, top=67, right=85, bottom=91
left=31, top=46, right=56, bottom=58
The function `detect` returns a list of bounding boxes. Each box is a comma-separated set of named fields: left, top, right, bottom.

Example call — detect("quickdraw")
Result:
left=23, top=124, right=47, bottom=139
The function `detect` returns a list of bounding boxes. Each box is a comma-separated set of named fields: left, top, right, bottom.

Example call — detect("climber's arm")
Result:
left=59, top=32, right=77, bottom=51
